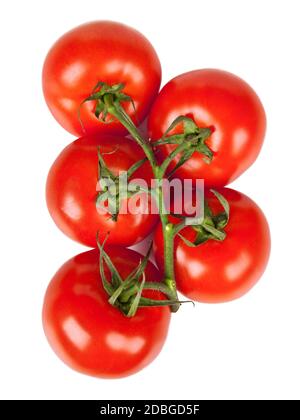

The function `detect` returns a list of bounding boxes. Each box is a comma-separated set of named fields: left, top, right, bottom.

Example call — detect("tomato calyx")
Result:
left=153, top=116, right=214, bottom=177
left=178, top=190, right=230, bottom=247
left=79, top=82, right=136, bottom=128
left=81, top=82, right=158, bottom=167
left=96, top=147, right=147, bottom=222
left=97, top=237, right=186, bottom=317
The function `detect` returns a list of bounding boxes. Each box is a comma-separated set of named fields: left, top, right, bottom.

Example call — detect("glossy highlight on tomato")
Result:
left=43, top=247, right=171, bottom=379
left=46, top=134, right=158, bottom=248
left=154, top=188, right=271, bottom=303
left=43, top=21, right=161, bottom=136
left=148, top=69, right=266, bottom=187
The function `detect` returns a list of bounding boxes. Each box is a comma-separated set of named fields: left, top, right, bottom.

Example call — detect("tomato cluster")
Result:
left=42, top=21, right=271, bottom=379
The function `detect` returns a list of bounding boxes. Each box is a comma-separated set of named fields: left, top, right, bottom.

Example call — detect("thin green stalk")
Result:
left=104, top=95, right=157, bottom=171
left=173, top=220, right=187, bottom=236
left=143, top=282, right=176, bottom=300
left=103, top=93, right=180, bottom=312
left=155, top=182, right=179, bottom=311
left=163, top=223, right=177, bottom=294
left=159, top=142, right=189, bottom=177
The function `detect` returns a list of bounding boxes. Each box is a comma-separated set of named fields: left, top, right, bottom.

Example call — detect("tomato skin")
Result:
left=43, top=247, right=170, bottom=378
left=154, top=188, right=271, bottom=303
left=46, top=135, right=158, bottom=248
left=42, top=21, right=161, bottom=137
left=148, top=69, right=266, bottom=187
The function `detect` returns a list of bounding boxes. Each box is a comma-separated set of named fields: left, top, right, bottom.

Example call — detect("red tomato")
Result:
left=154, top=188, right=271, bottom=303
left=43, top=21, right=161, bottom=137
left=46, top=135, right=158, bottom=248
left=43, top=247, right=171, bottom=378
left=148, top=69, right=266, bottom=187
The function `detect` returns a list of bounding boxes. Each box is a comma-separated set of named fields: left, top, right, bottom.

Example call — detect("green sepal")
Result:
left=127, top=157, right=147, bottom=179
left=97, top=239, right=176, bottom=317
left=178, top=190, right=230, bottom=247
left=98, top=237, right=117, bottom=297
left=155, top=116, right=213, bottom=177
left=210, top=189, right=230, bottom=229
left=127, top=245, right=153, bottom=284
left=96, top=147, right=149, bottom=222
left=97, top=234, right=123, bottom=290
left=79, top=81, right=136, bottom=126
left=108, top=245, right=152, bottom=306
left=127, top=273, right=146, bottom=317
left=167, top=149, right=195, bottom=178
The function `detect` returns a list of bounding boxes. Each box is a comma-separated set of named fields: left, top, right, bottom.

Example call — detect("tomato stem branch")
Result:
left=103, top=95, right=157, bottom=171
left=160, top=143, right=190, bottom=177
left=90, top=87, right=183, bottom=313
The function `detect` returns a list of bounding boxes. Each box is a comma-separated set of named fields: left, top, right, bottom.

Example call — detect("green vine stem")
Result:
left=103, top=95, right=157, bottom=169
left=159, top=143, right=190, bottom=177
left=82, top=83, right=214, bottom=314
left=100, top=92, right=180, bottom=312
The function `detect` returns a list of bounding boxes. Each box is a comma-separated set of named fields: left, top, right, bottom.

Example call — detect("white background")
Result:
left=0, top=0, right=299, bottom=401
